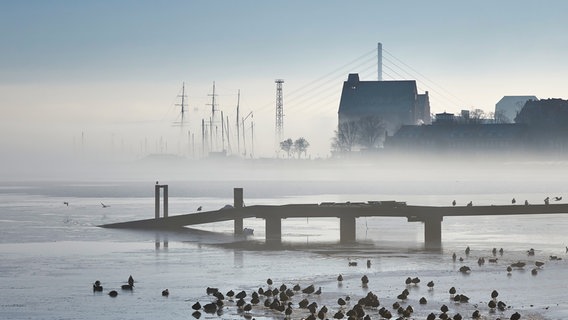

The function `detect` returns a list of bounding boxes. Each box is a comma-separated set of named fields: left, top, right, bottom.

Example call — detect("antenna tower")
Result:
left=176, top=82, right=188, bottom=123
left=275, top=79, right=284, bottom=144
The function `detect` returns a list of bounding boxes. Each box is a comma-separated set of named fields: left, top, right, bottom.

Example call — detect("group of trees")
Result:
left=279, top=137, right=310, bottom=158
left=331, top=116, right=386, bottom=153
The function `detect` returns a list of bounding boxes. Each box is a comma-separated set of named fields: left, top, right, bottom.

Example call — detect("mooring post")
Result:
left=155, top=185, right=160, bottom=219
left=424, top=215, right=443, bottom=249
left=163, top=185, right=168, bottom=219
left=234, top=188, right=244, bottom=235
left=340, top=216, right=357, bottom=243
left=265, top=216, right=282, bottom=245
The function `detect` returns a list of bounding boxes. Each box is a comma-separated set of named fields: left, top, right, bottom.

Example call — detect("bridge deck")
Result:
left=100, top=203, right=568, bottom=230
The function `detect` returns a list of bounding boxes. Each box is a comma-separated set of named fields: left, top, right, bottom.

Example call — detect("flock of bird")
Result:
left=91, top=246, right=565, bottom=320
left=185, top=249, right=550, bottom=320
left=452, top=195, right=563, bottom=206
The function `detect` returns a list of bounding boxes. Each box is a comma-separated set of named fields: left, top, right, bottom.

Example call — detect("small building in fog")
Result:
left=495, top=96, right=538, bottom=123
left=338, top=73, right=431, bottom=134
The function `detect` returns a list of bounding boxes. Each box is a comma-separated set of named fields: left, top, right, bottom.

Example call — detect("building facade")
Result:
left=338, top=74, right=431, bottom=135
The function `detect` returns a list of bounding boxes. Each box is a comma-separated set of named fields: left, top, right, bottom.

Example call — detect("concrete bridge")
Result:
left=100, top=187, right=568, bottom=248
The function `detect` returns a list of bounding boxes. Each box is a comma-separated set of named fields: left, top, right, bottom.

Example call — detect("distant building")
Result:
left=386, top=98, right=568, bottom=154
left=338, top=73, right=431, bottom=134
left=515, top=98, right=568, bottom=152
left=386, top=122, right=528, bottom=153
left=495, top=96, right=538, bottom=123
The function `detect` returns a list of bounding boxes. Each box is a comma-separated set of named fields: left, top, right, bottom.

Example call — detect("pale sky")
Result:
left=1, top=0, right=567, bottom=164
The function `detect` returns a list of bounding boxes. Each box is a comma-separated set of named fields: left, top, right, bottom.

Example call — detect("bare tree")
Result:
left=357, top=115, right=385, bottom=149
left=332, top=120, right=359, bottom=153
left=293, top=137, right=310, bottom=159
left=279, top=138, right=293, bottom=158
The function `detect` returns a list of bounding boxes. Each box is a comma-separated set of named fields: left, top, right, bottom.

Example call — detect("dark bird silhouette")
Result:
left=206, top=287, right=218, bottom=295
left=467, top=201, right=473, bottom=207
left=488, top=300, right=496, bottom=310
left=507, top=265, right=513, bottom=273
left=337, top=297, right=346, bottom=307
left=162, top=289, right=169, bottom=296
left=525, top=200, right=529, bottom=205
left=226, top=290, right=234, bottom=299
left=108, top=290, right=118, bottom=297
left=465, top=246, right=471, bottom=255
left=337, top=274, right=343, bottom=282
left=427, top=280, right=434, bottom=289
left=267, top=278, right=273, bottom=286
left=554, top=196, right=562, bottom=201
left=411, top=277, right=420, bottom=285
left=93, top=280, right=103, bottom=292
left=302, top=284, right=315, bottom=294
left=531, top=268, right=538, bottom=275
left=544, top=197, right=550, bottom=205
left=63, top=201, right=69, bottom=206
left=361, top=275, right=369, bottom=285
left=197, top=206, right=202, bottom=211
left=510, top=311, right=521, bottom=320
left=128, top=275, right=134, bottom=286
left=367, top=259, right=371, bottom=268
left=419, top=297, right=427, bottom=304
left=459, top=265, right=471, bottom=273
left=491, top=290, right=499, bottom=299
left=293, top=284, right=301, bottom=291
left=472, top=310, right=481, bottom=319
left=440, top=304, right=449, bottom=313
left=453, top=313, right=463, bottom=320
left=192, top=301, right=201, bottom=310
left=202, top=302, right=217, bottom=313
left=314, top=287, right=322, bottom=295
left=512, top=198, right=516, bottom=204
left=101, top=202, right=110, bottom=208
left=449, top=287, right=456, bottom=296
left=121, top=284, right=133, bottom=290
left=405, top=277, right=412, bottom=285
left=333, top=311, right=344, bottom=319
left=235, top=290, right=246, bottom=299
left=452, top=200, right=456, bottom=206
left=236, top=298, right=246, bottom=309
left=427, top=313, right=436, bottom=320
left=243, top=303, right=252, bottom=313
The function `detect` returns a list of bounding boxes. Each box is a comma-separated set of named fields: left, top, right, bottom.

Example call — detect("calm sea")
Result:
left=1, top=176, right=567, bottom=319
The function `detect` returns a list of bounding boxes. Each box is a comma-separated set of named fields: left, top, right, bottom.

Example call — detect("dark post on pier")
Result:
left=155, top=184, right=169, bottom=219
left=234, top=188, right=244, bottom=234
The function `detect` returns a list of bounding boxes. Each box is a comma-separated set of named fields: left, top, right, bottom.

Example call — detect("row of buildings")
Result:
left=337, top=73, right=568, bottom=154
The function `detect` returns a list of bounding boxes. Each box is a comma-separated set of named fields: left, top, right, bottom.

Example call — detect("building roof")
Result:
left=338, top=74, right=418, bottom=116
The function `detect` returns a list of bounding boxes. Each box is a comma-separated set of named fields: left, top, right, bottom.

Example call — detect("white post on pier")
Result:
left=155, top=184, right=169, bottom=219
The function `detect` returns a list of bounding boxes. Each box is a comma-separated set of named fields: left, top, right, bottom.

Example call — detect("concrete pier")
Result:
left=339, top=216, right=356, bottom=243
left=103, top=186, right=568, bottom=249
left=234, top=188, right=244, bottom=235
left=265, top=216, right=282, bottom=245
left=423, top=215, right=443, bottom=249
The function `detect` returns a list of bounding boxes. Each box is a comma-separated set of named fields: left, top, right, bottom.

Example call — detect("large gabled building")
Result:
left=338, top=73, right=431, bottom=135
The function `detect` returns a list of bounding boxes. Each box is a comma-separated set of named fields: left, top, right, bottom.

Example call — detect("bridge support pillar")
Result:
left=340, top=216, right=356, bottom=243
left=155, top=184, right=168, bottom=219
left=234, top=188, right=244, bottom=235
left=265, top=217, right=282, bottom=246
left=424, top=215, right=443, bottom=249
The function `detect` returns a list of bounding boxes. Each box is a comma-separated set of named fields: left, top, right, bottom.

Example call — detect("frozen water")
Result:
left=0, top=180, right=567, bottom=319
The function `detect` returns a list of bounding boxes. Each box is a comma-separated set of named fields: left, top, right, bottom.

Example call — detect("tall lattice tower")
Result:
left=275, top=79, right=284, bottom=144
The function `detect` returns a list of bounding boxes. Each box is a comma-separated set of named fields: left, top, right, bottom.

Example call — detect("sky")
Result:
left=1, top=0, right=568, bottom=166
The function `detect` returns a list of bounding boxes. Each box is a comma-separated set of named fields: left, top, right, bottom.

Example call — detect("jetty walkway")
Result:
left=100, top=187, right=568, bottom=248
